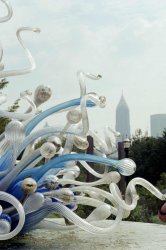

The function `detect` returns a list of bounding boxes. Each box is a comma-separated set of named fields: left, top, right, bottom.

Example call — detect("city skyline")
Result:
left=116, top=94, right=131, bottom=141
left=0, top=0, right=166, bottom=136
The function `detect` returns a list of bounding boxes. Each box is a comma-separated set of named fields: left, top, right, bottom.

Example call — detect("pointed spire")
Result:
left=116, top=93, right=129, bottom=110
left=115, top=93, right=131, bottom=142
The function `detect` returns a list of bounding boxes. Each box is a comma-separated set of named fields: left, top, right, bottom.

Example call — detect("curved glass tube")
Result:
left=70, top=185, right=118, bottom=209
left=77, top=70, right=102, bottom=97
left=21, top=199, right=53, bottom=232
left=79, top=160, right=107, bottom=179
left=58, top=172, right=120, bottom=187
left=21, top=199, right=123, bottom=234
left=0, top=149, right=41, bottom=191
left=0, top=0, right=13, bottom=23
left=62, top=134, right=75, bottom=155
left=125, top=178, right=166, bottom=205
left=0, top=126, right=79, bottom=171
left=0, top=27, right=40, bottom=79
left=86, top=204, right=112, bottom=222
left=5, top=120, right=25, bottom=169
left=110, top=183, right=138, bottom=211
left=0, top=150, right=13, bottom=173
left=89, top=126, right=119, bottom=155
left=20, top=90, right=36, bottom=114
left=24, top=153, right=135, bottom=182
left=36, top=201, right=114, bottom=231
left=36, top=218, right=77, bottom=231
left=59, top=109, right=82, bottom=140
left=46, top=202, right=123, bottom=234
left=0, top=191, right=25, bottom=240
left=8, top=154, right=134, bottom=190
left=25, top=98, right=96, bottom=135
left=23, top=192, right=44, bottom=214
left=18, top=126, right=81, bottom=157
left=80, top=93, right=106, bottom=136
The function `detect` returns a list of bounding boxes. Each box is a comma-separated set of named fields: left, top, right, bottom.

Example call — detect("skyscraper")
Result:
left=115, top=94, right=131, bottom=142
left=150, top=114, right=166, bottom=137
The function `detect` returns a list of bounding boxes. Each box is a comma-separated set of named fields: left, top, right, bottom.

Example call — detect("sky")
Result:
left=1, top=0, right=166, bottom=137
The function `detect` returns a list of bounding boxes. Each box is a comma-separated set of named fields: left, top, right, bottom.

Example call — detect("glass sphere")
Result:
left=71, top=165, right=80, bottom=178
left=109, top=171, right=121, bottom=184
left=63, top=165, right=80, bottom=179
left=5, top=120, right=25, bottom=144
left=66, top=110, right=82, bottom=124
left=21, top=178, right=37, bottom=194
left=44, top=175, right=59, bottom=190
left=63, top=170, right=75, bottom=180
left=73, top=135, right=89, bottom=150
left=35, top=85, right=52, bottom=104
left=99, top=96, right=106, bottom=108
left=0, top=219, right=11, bottom=234
left=116, top=158, right=136, bottom=176
left=57, top=188, right=75, bottom=205
left=40, top=142, right=57, bottom=159
left=47, top=136, right=62, bottom=151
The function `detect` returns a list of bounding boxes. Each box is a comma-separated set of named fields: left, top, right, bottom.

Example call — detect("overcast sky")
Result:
left=1, top=0, right=166, bottom=137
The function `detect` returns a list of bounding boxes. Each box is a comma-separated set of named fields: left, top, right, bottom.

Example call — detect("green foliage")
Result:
left=127, top=131, right=166, bottom=223
left=156, top=172, right=166, bottom=192
left=8, top=98, right=20, bottom=112
left=127, top=187, right=158, bottom=222
left=128, top=131, right=166, bottom=185
left=76, top=205, right=94, bottom=219
left=0, top=78, right=9, bottom=90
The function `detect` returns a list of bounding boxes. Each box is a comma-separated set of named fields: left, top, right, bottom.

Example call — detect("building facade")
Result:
left=150, top=114, right=166, bottom=137
left=115, top=94, right=131, bottom=142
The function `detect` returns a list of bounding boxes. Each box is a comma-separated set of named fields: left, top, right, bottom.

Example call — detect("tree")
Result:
left=128, top=130, right=166, bottom=185
left=0, top=78, right=9, bottom=90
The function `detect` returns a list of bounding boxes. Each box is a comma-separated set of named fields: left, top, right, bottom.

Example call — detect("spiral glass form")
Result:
left=0, top=0, right=165, bottom=241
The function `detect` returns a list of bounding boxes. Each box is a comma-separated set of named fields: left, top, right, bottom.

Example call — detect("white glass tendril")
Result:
left=59, top=109, right=82, bottom=140
left=40, top=142, right=57, bottom=162
left=77, top=70, right=102, bottom=97
left=0, top=27, right=40, bottom=78
left=0, top=192, right=25, bottom=240
left=5, top=120, right=25, bottom=168
left=20, top=90, right=36, bottom=114
left=0, top=0, right=13, bottom=23
left=80, top=93, right=106, bottom=136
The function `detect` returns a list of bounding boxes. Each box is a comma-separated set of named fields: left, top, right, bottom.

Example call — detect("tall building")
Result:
left=150, top=114, right=166, bottom=137
left=115, top=94, right=131, bottom=141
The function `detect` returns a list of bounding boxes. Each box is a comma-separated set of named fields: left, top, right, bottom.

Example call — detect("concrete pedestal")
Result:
left=0, top=220, right=165, bottom=250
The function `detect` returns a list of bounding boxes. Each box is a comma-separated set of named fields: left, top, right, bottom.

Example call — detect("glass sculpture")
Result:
left=0, top=0, right=165, bottom=240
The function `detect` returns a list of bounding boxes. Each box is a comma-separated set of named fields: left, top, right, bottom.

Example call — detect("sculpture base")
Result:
left=0, top=220, right=165, bottom=250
